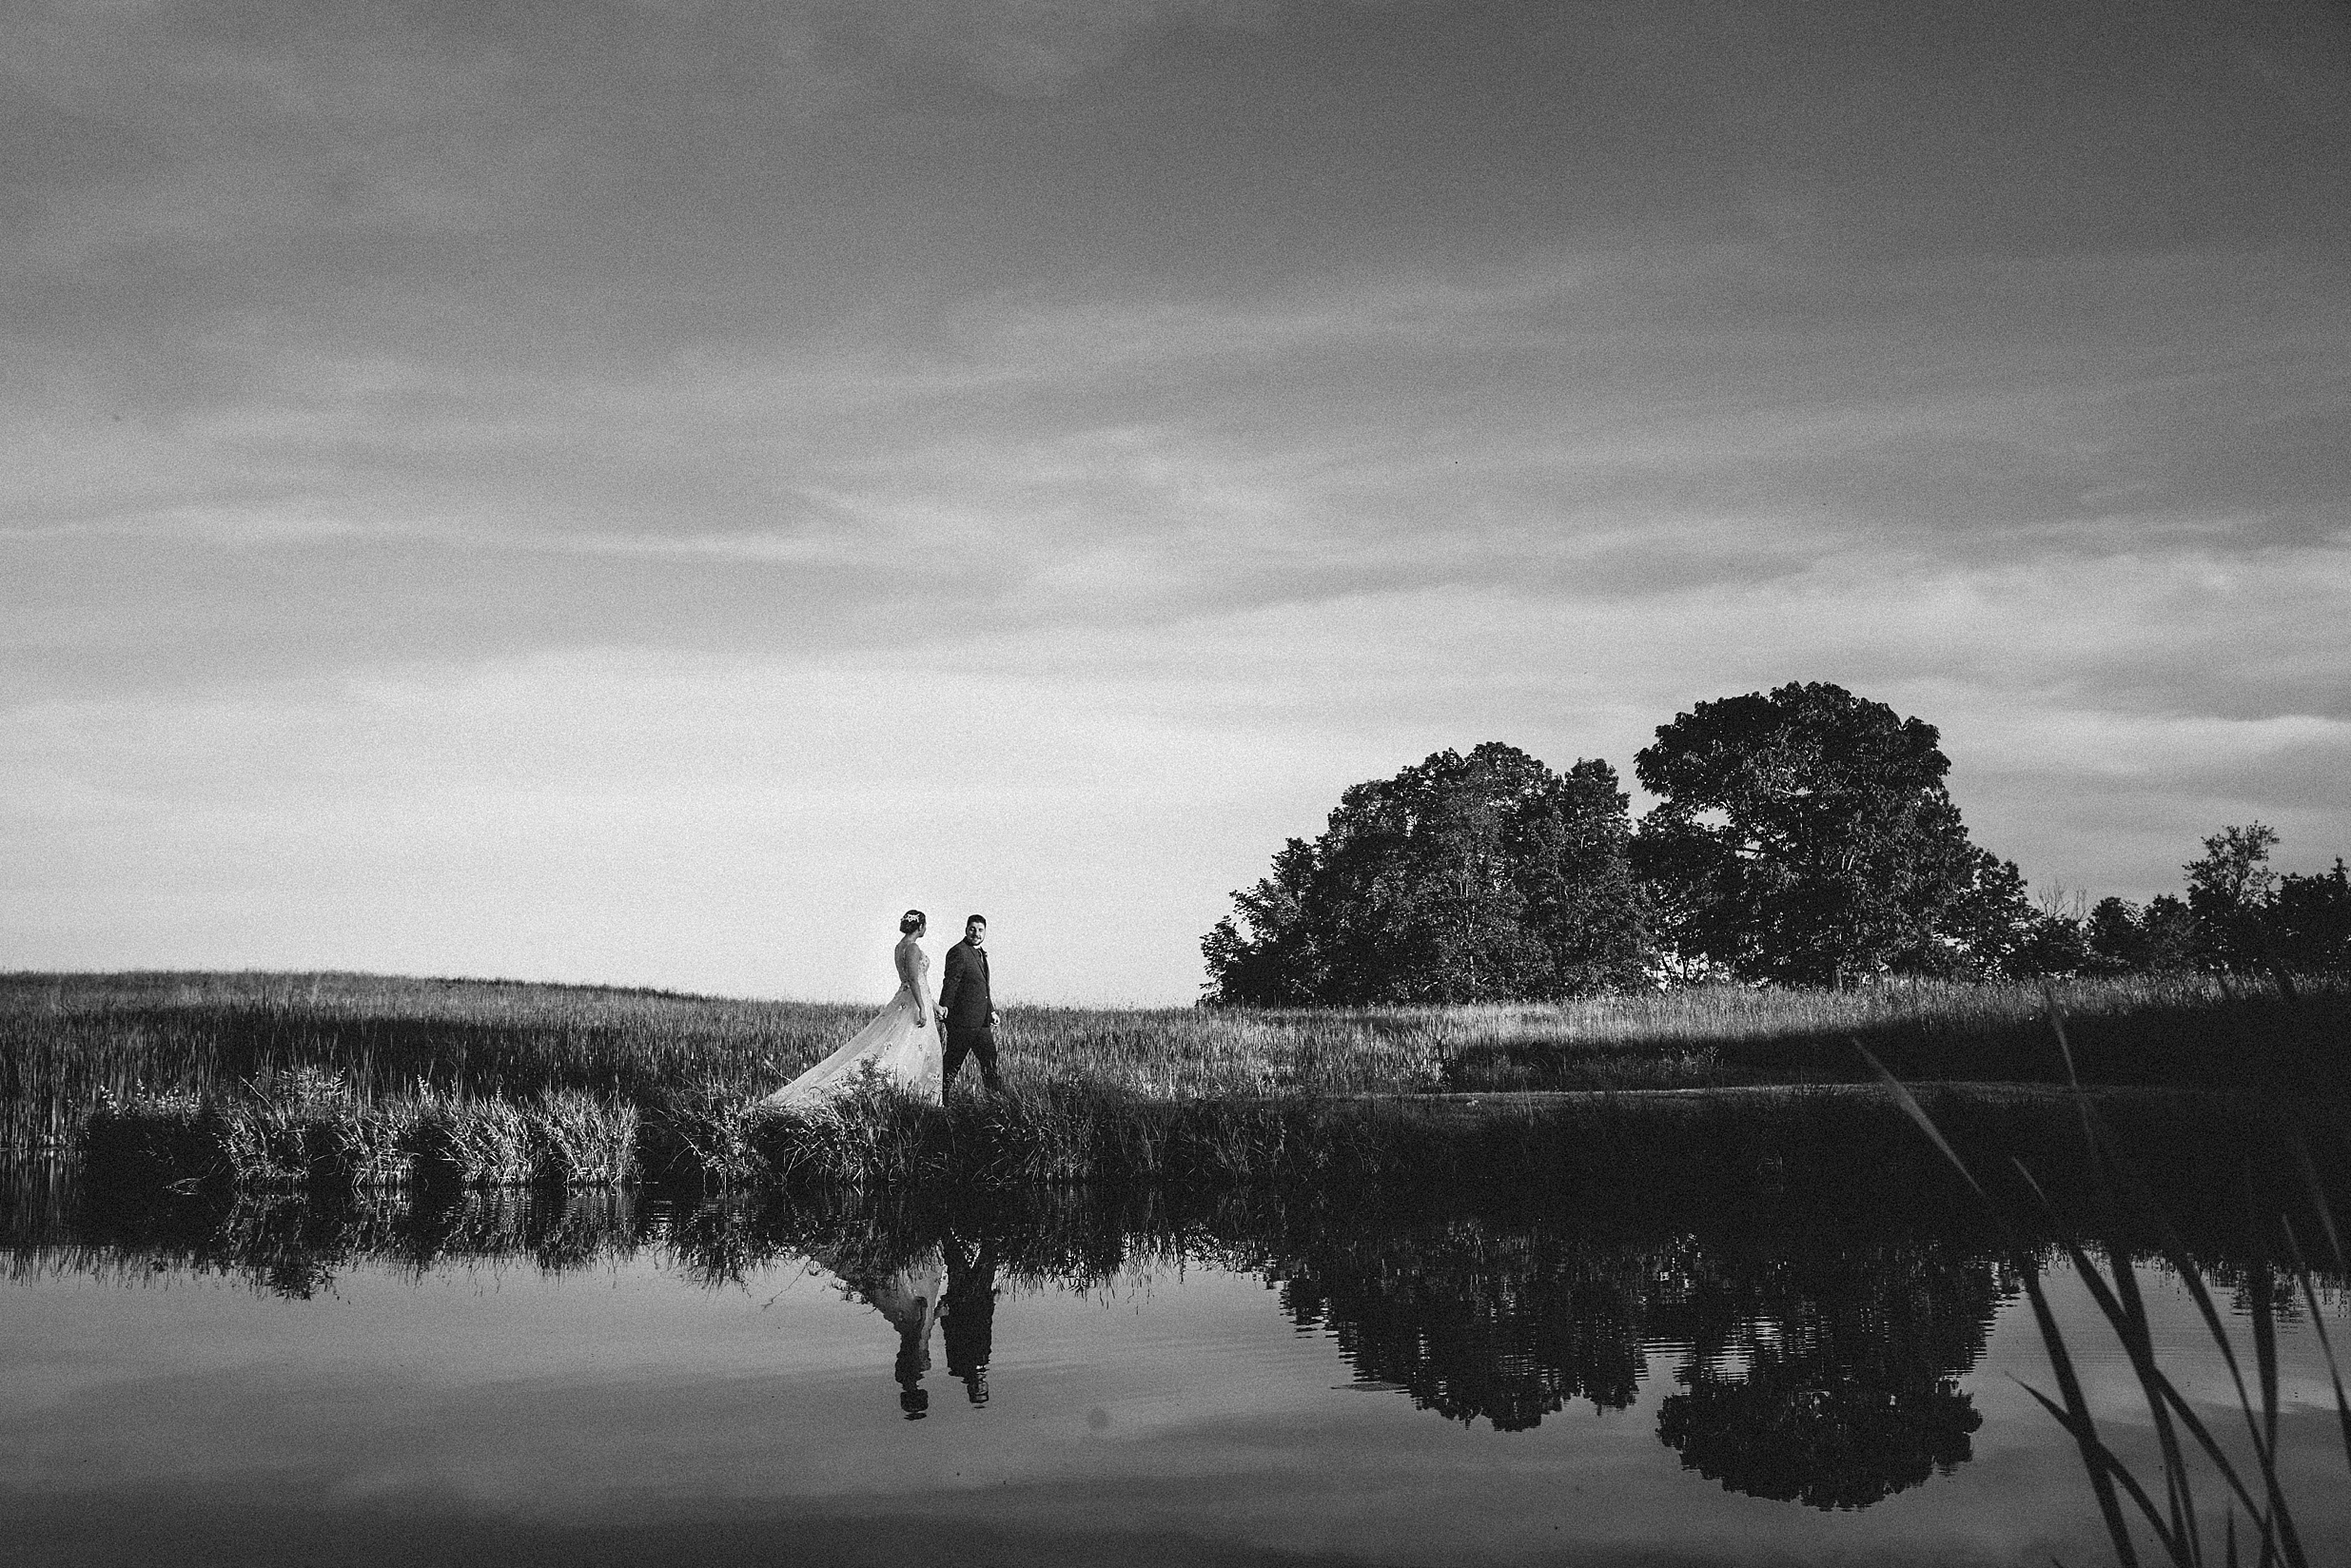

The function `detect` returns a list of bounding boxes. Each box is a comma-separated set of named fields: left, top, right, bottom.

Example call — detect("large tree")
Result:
left=1202, top=742, right=1649, bottom=1006
left=1632, top=683, right=1981, bottom=987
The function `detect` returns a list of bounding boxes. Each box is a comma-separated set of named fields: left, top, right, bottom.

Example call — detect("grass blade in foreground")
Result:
left=1866, top=1040, right=2347, bottom=1568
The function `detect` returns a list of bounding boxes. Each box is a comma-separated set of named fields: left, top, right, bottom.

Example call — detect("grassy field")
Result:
left=4, top=968, right=2342, bottom=1192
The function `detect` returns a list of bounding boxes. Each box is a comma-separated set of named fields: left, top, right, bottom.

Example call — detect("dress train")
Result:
left=763, top=983, right=943, bottom=1108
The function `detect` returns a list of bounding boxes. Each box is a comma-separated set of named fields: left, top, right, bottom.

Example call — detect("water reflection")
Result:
left=794, top=1225, right=1000, bottom=1417
left=1272, top=1226, right=1653, bottom=1427
left=1263, top=1222, right=2002, bottom=1508
left=870, top=1246, right=945, bottom=1419
left=2, top=1164, right=2332, bottom=1519
left=1648, top=1243, right=1997, bottom=1509
left=942, top=1229, right=999, bottom=1405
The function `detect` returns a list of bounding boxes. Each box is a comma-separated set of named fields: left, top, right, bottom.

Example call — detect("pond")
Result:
left=8, top=1166, right=2347, bottom=1567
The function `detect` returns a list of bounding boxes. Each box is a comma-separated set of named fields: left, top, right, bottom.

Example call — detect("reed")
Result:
left=1873, top=1028, right=2351, bottom=1567
left=77, top=1077, right=644, bottom=1193
left=414, top=1089, right=537, bottom=1187
left=532, top=1089, right=639, bottom=1186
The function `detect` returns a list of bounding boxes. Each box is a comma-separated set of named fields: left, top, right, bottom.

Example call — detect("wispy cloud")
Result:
left=6, top=0, right=2346, bottom=997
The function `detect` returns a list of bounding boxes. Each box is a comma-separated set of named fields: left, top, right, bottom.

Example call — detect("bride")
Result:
left=763, top=910, right=944, bottom=1108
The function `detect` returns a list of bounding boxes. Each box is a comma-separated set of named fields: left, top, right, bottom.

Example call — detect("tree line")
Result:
left=1201, top=681, right=2351, bottom=1006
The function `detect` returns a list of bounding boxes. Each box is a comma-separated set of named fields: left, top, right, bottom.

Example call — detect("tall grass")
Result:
left=65, top=1061, right=2348, bottom=1235
left=78, top=1071, right=641, bottom=1194
left=1874, top=1021, right=2351, bottom=1567
left=0, top=970, right=861, bottom=1150
left=7, top=969, right=2340, bottom=1156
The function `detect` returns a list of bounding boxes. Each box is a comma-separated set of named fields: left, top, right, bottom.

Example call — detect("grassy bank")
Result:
left=8, top=968, right=2344, bottom=1151
left=7, top=969, right=2343, bottom=1195
left=58, top=1066, right=2351, bottom=1247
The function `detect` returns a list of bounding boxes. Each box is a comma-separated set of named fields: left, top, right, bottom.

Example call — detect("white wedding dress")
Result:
left=763, top=937, right=944, bottom=1108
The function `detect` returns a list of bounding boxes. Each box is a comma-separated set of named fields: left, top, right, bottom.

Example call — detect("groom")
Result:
left=937, top=913, right=1003, bottom=1092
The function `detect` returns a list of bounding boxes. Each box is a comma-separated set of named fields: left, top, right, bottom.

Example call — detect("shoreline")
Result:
left=43, top=1074, right=2347, bottom=1203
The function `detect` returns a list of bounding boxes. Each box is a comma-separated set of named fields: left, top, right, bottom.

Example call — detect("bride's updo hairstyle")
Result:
left=900, top=910, right=926, bottom=935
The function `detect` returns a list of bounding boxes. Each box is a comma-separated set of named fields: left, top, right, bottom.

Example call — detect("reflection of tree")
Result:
left=1274, top=1225, right=1655, bottom=1431
left=1659, top=1359, right=1979, bottom=1510
left=1269, top=1223, right=1998, bottom=1516
left=1651, top=1243, right=1996, bottom=1510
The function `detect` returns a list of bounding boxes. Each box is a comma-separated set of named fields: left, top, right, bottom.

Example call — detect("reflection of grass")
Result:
left=1873, top=1026, right=2351, bottom=1567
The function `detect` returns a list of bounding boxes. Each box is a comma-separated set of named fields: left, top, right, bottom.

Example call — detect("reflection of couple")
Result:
left=837, top=1230, right=1000, bottom=1419
left=764, top=911, right=1004, bottom=1108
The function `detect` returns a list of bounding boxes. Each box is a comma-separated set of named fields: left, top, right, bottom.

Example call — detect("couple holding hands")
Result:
left=764, top=911, right=1002, bottom=1108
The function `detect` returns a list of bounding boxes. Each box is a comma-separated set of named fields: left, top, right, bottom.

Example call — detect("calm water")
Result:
left=6, top=1179, right=2347, bottom=1567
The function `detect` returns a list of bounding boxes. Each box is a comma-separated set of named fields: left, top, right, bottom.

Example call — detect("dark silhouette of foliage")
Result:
left=2014, top=903, right=2092, bottom=978
left=1273, top=1223, right=1649, bottom=1431
left=2084, top=896, right=2153, bottom=975
left=1633, top=683, right=1983, bottom=986
left=1658, top=1362, right=1983, bottom=1511
left=1267, top=1213, right=1998, bottom=1498
left=1927, top=851, right=2095, bottom=981
left=1201, top=695, right=2346, bottom=1000
left=1202, top=743, right=1649, bottom=1005
left=2184, top=822, right=2285, bottom=979
left=2271, top=860, right=2351, bottom=978
left=1652, top=1242, right=1994, bottom=1510
left=2031, top=826, right=2345, bottom=986
left=1929, top=858, right=2098, bottom=981
left=2138, top=894, right=2201, bottom=968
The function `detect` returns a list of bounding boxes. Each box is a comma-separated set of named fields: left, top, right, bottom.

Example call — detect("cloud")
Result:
left=10, top=526, right=2346, bottom=1000
left=5, top=0, right=2346, bottom=997
left=843, top=0, right=1275, bottom=97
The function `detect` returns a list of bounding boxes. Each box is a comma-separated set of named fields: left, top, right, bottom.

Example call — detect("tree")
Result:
left=2272, top=860, right=2351, bottom=978
left=1633, top=683, right=1982, bottom=987
left=2082, top=896, right=2152, bottom=974
left=2141, top=894, right=2202, bottom=970
left=1199, top=838, right=1324, bottom=1007
left=1202, top=743, right=1650, bottom=1006
left=2078, top=831, right=2342, bottom=982
left=1935, top=856, right=2097, bottom=981
left=2184, top=823, right=2281, bottom=970
left=1932, top=851, right=2040, bottom=979
left=2014, top=910, right=2091, bottom=979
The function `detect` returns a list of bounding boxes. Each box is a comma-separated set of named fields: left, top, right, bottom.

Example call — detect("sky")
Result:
left=5, top=0, right=2347, bottom=1005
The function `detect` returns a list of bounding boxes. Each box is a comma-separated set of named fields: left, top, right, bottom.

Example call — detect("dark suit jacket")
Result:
left=939, top=939, right=993, bottom=1030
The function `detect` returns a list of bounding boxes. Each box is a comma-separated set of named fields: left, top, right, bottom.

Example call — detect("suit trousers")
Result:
left=943, top=1025, right=1002, bottom=1091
